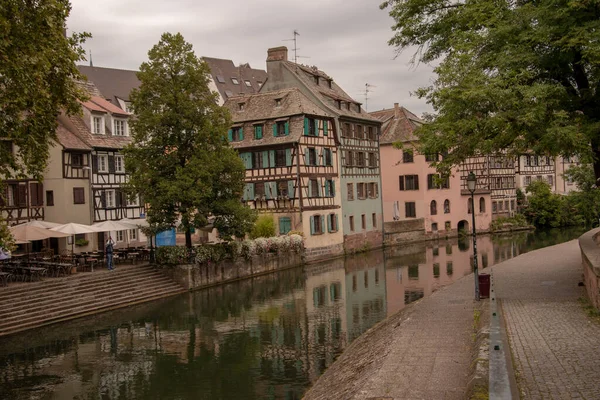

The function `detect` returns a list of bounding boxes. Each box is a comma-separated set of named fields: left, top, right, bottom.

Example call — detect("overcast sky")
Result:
left=67, top=0, right=435, bottom=116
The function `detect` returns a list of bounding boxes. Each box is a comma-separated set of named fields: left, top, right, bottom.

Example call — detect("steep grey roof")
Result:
left=370, top=105, right=423, bottom=145
left=281, top=61, right=380, bottom=123
left=223, top=88, right=333, bottom=148
left=77, top=65, right=140, bottom=105
left=203, top=57, right=267, bottom=101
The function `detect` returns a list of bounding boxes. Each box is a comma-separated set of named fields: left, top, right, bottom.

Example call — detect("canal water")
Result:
left=0, top=228, right=586, bottom=400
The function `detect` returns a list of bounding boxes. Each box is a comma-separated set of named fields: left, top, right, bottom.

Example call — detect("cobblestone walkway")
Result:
left=493, top=240, right=600, bottom=400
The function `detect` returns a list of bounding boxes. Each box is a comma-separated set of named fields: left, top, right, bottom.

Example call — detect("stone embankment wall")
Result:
left=579, top=228, right=600, bottom=309
left=305, top=243, right=344, bottom=263
left=344, top=230, right=384, bottom=253
left=384, top=218, right=426, bottom=244
left=160, top=252, right=304, bottom=290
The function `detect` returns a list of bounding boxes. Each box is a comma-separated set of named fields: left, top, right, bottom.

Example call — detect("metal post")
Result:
left=471, top=192, right=480, bottom=301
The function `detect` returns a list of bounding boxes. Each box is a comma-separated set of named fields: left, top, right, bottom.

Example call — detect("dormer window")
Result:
left=244, top=80, right=252, bottom=87
left=257, top=81, right=263, bottom=87
left=275, top=98, right=282, bottom=107
left=92, top=115, right=104, bottom=134
left=336, top=100, right=341, bottom=109
left=346, top=102, right=350, bottom=111
left=113, top=119, right=127, bottom=136
left=328, top=80, right=332, bottom=89
left=231, top=77, right=239, bottom=85
left=238, top=102, right=245, bottom=111
left=357, top=104, right=361, bottom=113
left=314, top=76, right=319, bottom=85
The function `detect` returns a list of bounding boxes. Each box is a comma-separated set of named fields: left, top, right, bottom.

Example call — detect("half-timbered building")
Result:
left=224, top=88, right=344, bottom=255
left=260, top=46, right=384, bottom=252
left=516, top=154, right=556, bottom=193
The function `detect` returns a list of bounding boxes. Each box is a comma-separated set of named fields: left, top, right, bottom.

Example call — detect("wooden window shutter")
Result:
left=38, top=183, right=43, bottom=206
left=0, top=188, right=5, bottom=207
left=414, top=175, right=419, bottom=190
left=30, top=183, right=38, bottom=206
left=320, top=215, right=325, bottom=233
left=100, top=191, right=106, bottom=208
left=269, top=150, right=275, bottom=167
left=227, top=129, right=233, bottom=141
left=18, top=184, right=27, bottom=207
left=285, top=148, right=292, bottom=166
left=115, top=190, right=122, bottom=207
left=288, top=180, right=295, bottom=198
left=310, top=216, right=315, bottom=235
left=92, top=155, right=98, bottom=172
left=108, top=156, right=115, bottom=173
left=284, top=122, right=289, bottom=135
left=304, top=117, right=309, bottom=135
left=314, top=119, right=319, bottom=136
left=399, top=176, right=405, bottom=191
left=323, top=120, right=328, bottom=136
left=273, top=123, right=277, bottom=136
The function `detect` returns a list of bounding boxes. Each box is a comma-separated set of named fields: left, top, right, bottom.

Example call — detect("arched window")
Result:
left=444, top=199, right=450, bottom=214
left=479, top=197, right=486, bottom=213
left=430, top=200, right=437, bottom=215
left=467, top=198, right=473, bottom=214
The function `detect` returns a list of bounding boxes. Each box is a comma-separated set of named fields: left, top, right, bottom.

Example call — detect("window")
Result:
left=73, top=187, right=85, bottom=204
left=547, top=175, right=554, bottom=186
left=444, top=199, right=450, bottom=214
left=432, top=222, right=438, bottom=232
left=492, top=201, right=498, bottom=213
left=427, top=174, right=437, bottom=189
left=46, top=190, right=54, bottom=206
left=126, top=195, right=139, bottom=207
left=310, top=179, right=320, bottom=198
left=536, top=175, right=543, bottom=181
left=311, top=215, right=324, bottom=235
left=445, top=221, right=451, bottom=231
left=468, top=198, right=473, bottom=214
left=357, top=183, right=366, bottom=199
left=92, top=116, right=104, bottom=134
left=237, top=102, right=245, bottom=111
left=504, top=200, right=509, bottom=211
left=113, top=119, right=127, bottom=136
left=306, top=148, right=317, bottom=166
left=229, top=127, right=243, bottom=142
left=257, top=81, right=263, bottom=87
left=430, top=200, right=437, bottom=215
left=403, top=149, right=414, bottom=163
left=405, top=202, right=416, bottom=218
left=323, top=148, right=332, bottom=166
left=244, top=80, right=252, bottom=87
left=224, top=90, right=233, bottom=98
left=279, top=217, right=291, bottom=235
left=275, top=149, right=288, bottom=167
left=446, top=244, right=452, bottom=254
left=254, top=124, right=263, bottom=139
left=361, top=214, right=366, bottom=230
left=479, top=197, right=486, bottom=213
left=275, top=98, right=282, bottom=107
left=447, top=261, right=453, bottom=275
left=105, top=189, right=115, bottom=208
left=254, top=182, right=265, bottom=199
left=344, top=122, right=351, bottom=138
left=367, top=182, right=378, bottom=199
left=355, top=125, right=364, bottom=139
left=511, top=200, right=516, bottom=210
left=349, top=216, right=355, bottom=231
left=129, top=229, right=138, bottom=240
left=546, top=157, right=552, bottom=166
left=276, top=181, right=289, bottom=197
left=357, top=152, right=365, bottom=167
left=97, top=155, right=108, bottom=173
left=305, top=117, right=317, bottom=136
left=115, top=155, right=125, bottom=173
left=72, top=153, right=83, bottom=167
left=231, top=77, right=239, bottom=84
left=368, top=152, right=376, bottom=168
left=347, top=183, right=354, bottom=201
left=116, top=230, right=125, bottom=242
left=4, top=184, right=17, bottom=206
left=498, top=201, right=503, bottom=211
left=525, top=176, right=532, bottom=186
left=216, top=75, right=225, bottom=83
left=425, top=153, right=438, bottom=162
left=345, top=150, right=354, bottom=166
left=275, top=121, right=288, bottom=136
left=399, top=175, right=419, bottom=191
left=427, top=174, right=449, bottom=189
left=372, top=213, right=377, bottom=228
left=327, top=214, right=338, bottom=232
left=324, top=180, right=335, bottom=197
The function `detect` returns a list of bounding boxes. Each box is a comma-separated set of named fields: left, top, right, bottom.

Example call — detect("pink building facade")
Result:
left=372, top=104, right=492, bottom=236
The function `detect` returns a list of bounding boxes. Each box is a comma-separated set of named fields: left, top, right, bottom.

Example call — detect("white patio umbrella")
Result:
left=9, top=225, right=71, bottom=257
left=92, top=220, right=134, bottom=232
left=50, top=223, right=102, bottom=255
left=119, top=218, right=150, bottom=228
left=18, top=220, right=62, bottom=229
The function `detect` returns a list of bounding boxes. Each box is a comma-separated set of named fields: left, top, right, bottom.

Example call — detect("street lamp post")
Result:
left=467, top=171, right=480, bottom=301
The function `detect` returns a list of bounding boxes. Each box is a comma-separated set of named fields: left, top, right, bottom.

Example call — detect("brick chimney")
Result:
left=394, top=103, right=400, bottom=119
left=267, top=46, right=288, bottom=62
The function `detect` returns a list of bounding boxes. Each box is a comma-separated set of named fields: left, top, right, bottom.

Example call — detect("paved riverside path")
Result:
left=493, top=239, right=600, bottom=400
left=304, top=269, right=482, bottom=400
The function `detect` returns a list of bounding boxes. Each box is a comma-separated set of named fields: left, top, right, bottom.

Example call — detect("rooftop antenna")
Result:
left=363, top=83, right=376, bottom=111
left=89, top=49, right=93, bottom=67
left=283, top=30, right=309, bottom=64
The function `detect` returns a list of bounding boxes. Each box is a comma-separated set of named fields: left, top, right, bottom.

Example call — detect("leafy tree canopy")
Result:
left=0, top=0, right=90, bottom=181
left=382, top=0, right=600, bottom=180
left=123, top=32, right=256, bottom=247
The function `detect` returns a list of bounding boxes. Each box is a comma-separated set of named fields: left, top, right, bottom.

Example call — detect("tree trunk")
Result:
left=185, top=228, right=192, bottom=249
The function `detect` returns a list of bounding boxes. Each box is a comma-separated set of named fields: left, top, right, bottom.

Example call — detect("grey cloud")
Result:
left=68, top=0, right=434, bottom=116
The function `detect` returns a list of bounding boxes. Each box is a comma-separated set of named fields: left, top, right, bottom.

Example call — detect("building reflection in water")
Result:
left=0, top=228, right=586, bottom=400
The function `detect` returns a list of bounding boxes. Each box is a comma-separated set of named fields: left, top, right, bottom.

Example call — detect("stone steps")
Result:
left=0, top=264, right=186, bottom=337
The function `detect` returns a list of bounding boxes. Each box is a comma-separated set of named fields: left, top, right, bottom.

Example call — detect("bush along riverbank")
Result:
left=155, top=235, right=305, bottom=290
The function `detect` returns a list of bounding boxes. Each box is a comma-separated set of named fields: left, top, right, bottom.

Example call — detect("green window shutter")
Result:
left=327, top=214, right=332, bottom=232
left=266, top=182, right=276, bottom=199
left=331, top=181, right=335, bottom=197
left=304, top=117, right=309, bottom=135
left=304, top=148, right=309, bottom=165
left=323, top=121, right=328, bottom=136
left=239, top=128, right=244, bottom=141
left=255, top=126, right=263, bottom=139
left=269, top=150, right=275, bottom=167
left=320, top=215, right=325, bottom=233
left=243, top=183, right=254, bottom=201
left=324, top=181, right=330, bottom=197
left=288, top=180, right=295, bottom=198
left=279, top=217, right=291, bottom=234
left=314, top=119, right=319, bottom=136
left=317, top=181, right=322, bottom=197
left=262, top=151, right=269, bottom=168
left=227, top=129, right=233, bottom=142
left=335, top=214, right=339, bottom=231
left=239, top=152, right=251, bottom=169
left=284, top=122, right=289, bottom=135
left=310, top=216, right=315, bottom=235
left=273, top=123, right=277, bottom=137
left=285, top=148, right=292, bottom=166
left=308, top=180, right=312, bottom=198
left=279, top=218, right=285, bottom=234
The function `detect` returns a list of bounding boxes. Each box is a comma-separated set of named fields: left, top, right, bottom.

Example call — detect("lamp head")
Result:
left=467, top=171, right=477, bottom=193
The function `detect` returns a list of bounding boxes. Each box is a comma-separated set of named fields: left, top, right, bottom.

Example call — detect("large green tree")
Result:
left=0, top=0, right=89, bottom=181
left=382, top=0, right=600, bottom=180
left=123, top=33, right=255, bottom=248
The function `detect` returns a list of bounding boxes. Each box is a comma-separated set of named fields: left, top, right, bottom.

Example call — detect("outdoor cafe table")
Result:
left=32, top=261, right=73, bottom=277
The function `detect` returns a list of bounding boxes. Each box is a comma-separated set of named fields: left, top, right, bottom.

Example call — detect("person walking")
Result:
left=106, top=236, right=115, bottom=270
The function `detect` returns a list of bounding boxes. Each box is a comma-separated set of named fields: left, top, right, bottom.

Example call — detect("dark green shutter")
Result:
left=310, top=216, right=315, bottom=235
left=314, top=119, right=319, bottom=136
left=323, top=121, right=328, bottom=136
left=285, top=122, right=289, bottom=135
left=262, top=151, right=269, bottom=168
left=239, top=128, right=244, bottom=141
left=304, top=117, right=309, bottom=135
left=273, top=123, right=278, bottom=137
left=285, top=148, right=292, bottom=166
left=227, top=129, right=233, bottom=141
left=269, top=150, right=275, bottom=167
left=288, top=180, right=295, bottom=198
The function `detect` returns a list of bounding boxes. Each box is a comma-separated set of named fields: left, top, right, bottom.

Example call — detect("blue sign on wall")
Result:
left=155, top=228, right=176, bottom=247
